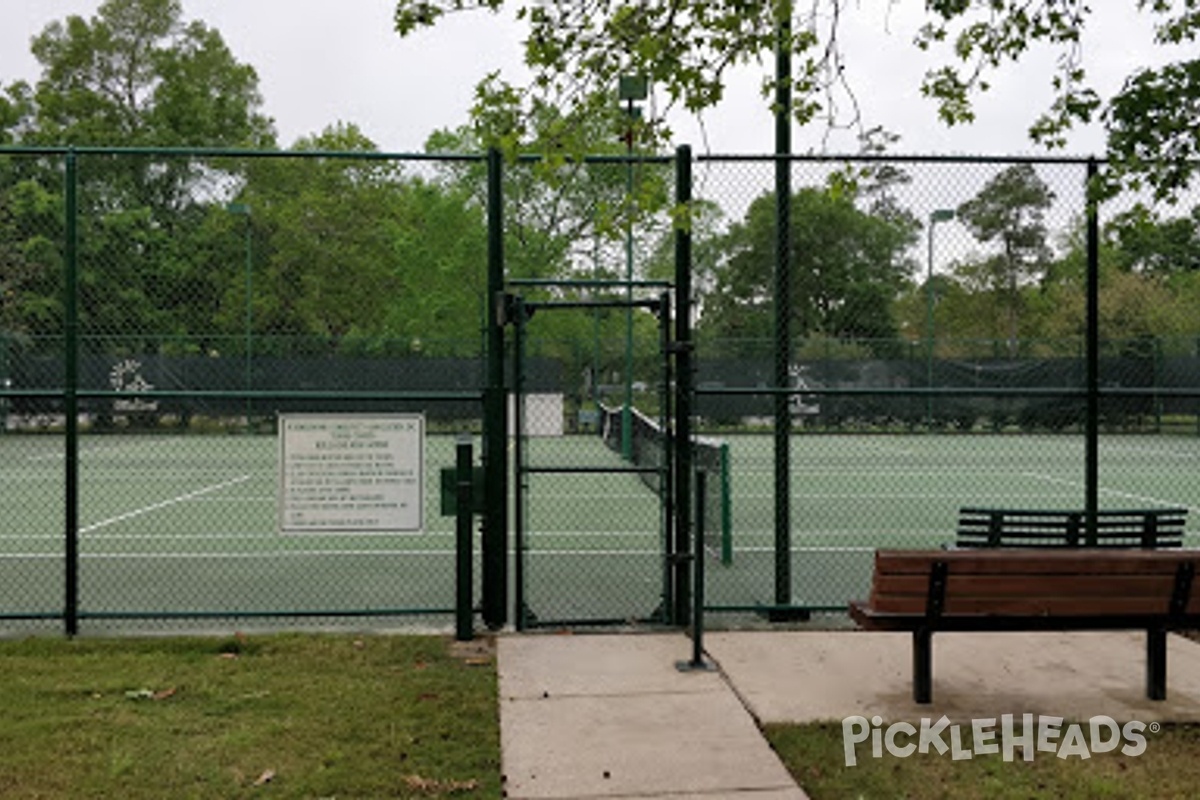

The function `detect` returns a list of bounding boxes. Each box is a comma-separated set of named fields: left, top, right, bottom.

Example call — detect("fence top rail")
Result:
left=0, top=145, right=486, bottom=162
left=0, top=145, right=1132, bottom=168
left=694, top=152, right=1106, bottom=166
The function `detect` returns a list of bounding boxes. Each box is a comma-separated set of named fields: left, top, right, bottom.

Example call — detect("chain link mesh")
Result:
left=2, top=147, right=1198, bottom=632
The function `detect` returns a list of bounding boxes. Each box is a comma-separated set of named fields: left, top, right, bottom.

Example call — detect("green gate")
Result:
left=510, top=284, right=679, bottom=628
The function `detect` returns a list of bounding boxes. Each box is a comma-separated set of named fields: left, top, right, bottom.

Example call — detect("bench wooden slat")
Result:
left=874, top=549, right=1193, bottom=575
left=871, top=573, right=1179, bottom=600
left=866, top=594, right=1200, bottom=617
left=848, top=601, right=1200, bottom=632
left=955, top=508, right=1188, bottom=549
left=850, top=549, right=1199, bottom=703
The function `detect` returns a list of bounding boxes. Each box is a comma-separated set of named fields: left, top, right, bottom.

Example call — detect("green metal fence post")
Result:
left=677, top=468, right=713, bottom=673
left=1085, top=158, right=1100, bottom=541
left=512, top=296, right=527, bottom=631
left=673, top=145, right=694, bottom=629
left=64, top=148, right=80, bottom=638
left=719, top=443, right=732, bottom=566
left=773, top=10, right=794, bottom=618
left=483, top=147, right=508, bottom=630
left=455, top=436, right=474, bottom=642
left=658, top=290, right=678, bottom=625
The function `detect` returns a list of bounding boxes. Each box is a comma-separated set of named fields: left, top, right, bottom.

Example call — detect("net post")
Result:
left=455, top=436, right=474, bottom=642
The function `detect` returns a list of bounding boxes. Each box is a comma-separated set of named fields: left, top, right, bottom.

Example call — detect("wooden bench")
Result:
left=955, top=507, right=1188, bottom=549
left=848, top=549, right=1200, bottom=703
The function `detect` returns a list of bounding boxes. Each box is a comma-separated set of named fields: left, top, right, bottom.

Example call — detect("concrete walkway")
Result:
left=498, top=633, right=807, bottom=799
left=498, top=629, right=1200, bottom=798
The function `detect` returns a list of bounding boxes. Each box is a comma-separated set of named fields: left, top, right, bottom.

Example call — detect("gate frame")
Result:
left=508, top=282, right=678, bottom=630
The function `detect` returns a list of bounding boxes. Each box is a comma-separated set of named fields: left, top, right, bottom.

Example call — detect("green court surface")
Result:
left=1, top=431, right=1197, bottom=630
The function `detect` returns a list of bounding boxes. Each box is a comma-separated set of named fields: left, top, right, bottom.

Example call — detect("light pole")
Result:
left=226, top=202, right=252, bottom=418
left=619, top=75, right=647, bottom=460
left=926, top=208, right=954, bottom=427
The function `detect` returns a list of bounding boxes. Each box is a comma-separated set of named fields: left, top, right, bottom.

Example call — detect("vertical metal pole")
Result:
left=926, top=219, right=935, bottom=427
left=1085, top=159, right=1100, bottom=539
left=773, top=10, right=794, bottom=615
left=243, top=215, right=252, bottom=421
left=674, top=146, right=694, bottom=629
left=622, top=101, right=636, bottom=461
left=691, top=469, right=707, bottom=665
left=64, top=149, right=79, bottom=637
left=484, top=148, right=508, bottom=630
left=455, top=437, right=474, bottom=642
left=512, top=297, right=527, bottom=630
left=659, top=291, right=679, bottom=625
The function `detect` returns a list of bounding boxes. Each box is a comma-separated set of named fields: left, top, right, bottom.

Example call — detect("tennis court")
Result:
left=514, top=428, right=1200, bottom=624
left=2, top=428, right=1198, bottom=631
left=0, top=432, right=482, bottom=629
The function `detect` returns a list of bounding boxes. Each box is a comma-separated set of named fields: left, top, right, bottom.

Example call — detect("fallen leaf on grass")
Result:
left=125, top=687, right=178, bottom=701
left=253, top=769, right=276, bottom=786
left=403, top=774, right=479, bottom=794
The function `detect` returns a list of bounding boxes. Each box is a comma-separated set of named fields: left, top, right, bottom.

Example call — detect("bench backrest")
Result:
left=956, top=508, right=1188, bottom=549
left=867, top=549, right=1200, bottom=618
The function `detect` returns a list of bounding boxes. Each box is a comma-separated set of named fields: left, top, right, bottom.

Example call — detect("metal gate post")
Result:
left=455, top=437, right=475, bottom=641
left=512, top=296, right=528, bottom=631
left=673, top=145, right=694, bottom=628
left=483, top=148, right=508, bottom=630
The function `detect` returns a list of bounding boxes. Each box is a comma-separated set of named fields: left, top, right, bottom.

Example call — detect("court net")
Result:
left=598, top=403, right=732, bottom=564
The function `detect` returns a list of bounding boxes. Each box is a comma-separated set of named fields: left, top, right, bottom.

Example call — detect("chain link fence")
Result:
left=2, top=146, right=1198, bottom=633
left=1, top=147, right=490, bottom=634
left=691, top=155, right=1200, bottom=624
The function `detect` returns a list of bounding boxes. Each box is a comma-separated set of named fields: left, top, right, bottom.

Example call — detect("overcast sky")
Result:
left=0, top=1, right=1185, bottom=157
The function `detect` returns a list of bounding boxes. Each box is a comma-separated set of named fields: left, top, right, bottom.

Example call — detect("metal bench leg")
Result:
left=1147, top=627, right=1167, bottom=701
left=914, top=628, right=933, bottom=704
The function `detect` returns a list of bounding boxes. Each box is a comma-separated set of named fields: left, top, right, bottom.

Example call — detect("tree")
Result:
left=394, top=1, right=1200, bottom=198
left=225, top=124, right=489, bottom=354
left=955, top=164, right=1055, bottom=354
left=0, top=0, right=275, bottom=350
left=703, top=185, right=918, bottom=350
left=6, top=0, right=271, bottom=148
left=1104, top=205, right=1200, bottom=276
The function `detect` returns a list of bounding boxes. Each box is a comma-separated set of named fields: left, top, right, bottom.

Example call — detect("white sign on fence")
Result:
left=278, top=414, right=424, bottom=534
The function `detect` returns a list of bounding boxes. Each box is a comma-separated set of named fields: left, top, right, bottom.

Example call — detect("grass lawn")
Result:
left=0, top=633, right=499, bottom=799
left=767, top=720, right=1200, bottom=799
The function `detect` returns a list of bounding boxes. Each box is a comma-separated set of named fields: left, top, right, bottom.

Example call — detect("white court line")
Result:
left=73, top=549, right=459, bottom=559
left=25, top=441, right=158, bottom=463
left=739, top=545, right=877, bottom=553
left=80, top=475, right=253, bottom=534
left=1023, top=472, right=1200, bottom=514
